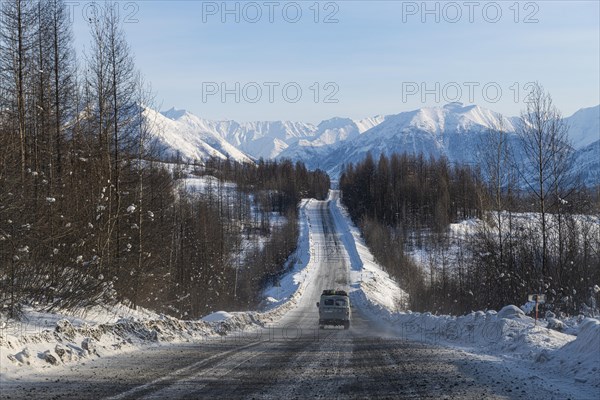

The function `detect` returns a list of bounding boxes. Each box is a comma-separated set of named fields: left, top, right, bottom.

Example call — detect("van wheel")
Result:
left=343, top=322, right=349, bottom=330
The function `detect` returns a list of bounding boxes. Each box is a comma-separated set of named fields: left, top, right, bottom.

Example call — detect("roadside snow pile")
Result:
left=352, top=302, right=575, bottom=356
left=551, top=318, right=600, bottom=387
left=355, top=300, right=599, bottom=386
left=546, top=316, right=565, bottom=332
left=497, top=304, right=526, bottom=319
left=202, top=311, right=233, bottom=322
left=0, top=308, right=269, bottom=379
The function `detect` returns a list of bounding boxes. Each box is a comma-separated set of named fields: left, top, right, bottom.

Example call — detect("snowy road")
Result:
left=2, top=196, right=597, bottom=399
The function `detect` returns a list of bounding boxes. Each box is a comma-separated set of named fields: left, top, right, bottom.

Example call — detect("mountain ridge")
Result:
left=145, top=103, right=599, bottom=186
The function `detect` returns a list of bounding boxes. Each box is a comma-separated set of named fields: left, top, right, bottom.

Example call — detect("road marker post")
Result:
left=528, top=294, right=546, bottom=326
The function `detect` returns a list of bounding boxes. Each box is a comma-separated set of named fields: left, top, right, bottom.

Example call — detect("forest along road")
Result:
left=1, top=196, right=587, bottom=399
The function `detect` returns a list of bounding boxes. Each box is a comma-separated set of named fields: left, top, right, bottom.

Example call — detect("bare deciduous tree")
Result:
left=516, top=82, right=573, bottom=282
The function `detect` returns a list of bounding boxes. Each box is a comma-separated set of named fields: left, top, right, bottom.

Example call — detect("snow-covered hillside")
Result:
left=277, top=103, right=598, bottom=182
left=144, top=107, right=253, bottom=163
left=216, top=120, right=317, bottom=160
left=213, top=114, right=388, bottom=160
left=156, top=107, right=322, bottom=160
left=571, top=140, right=600, bottom=187
left=565, top=105, right=600, bottom=186
left=289, top=103, right=519, bottom=177
left=565, top=105, right=600, bottom=149
left=277, top=115, right=388, bottom=161
left=150, top=107, right=388, bottom=162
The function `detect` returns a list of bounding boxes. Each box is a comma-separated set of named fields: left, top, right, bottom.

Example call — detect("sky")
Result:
left=72, top=1, right=600, bottom=124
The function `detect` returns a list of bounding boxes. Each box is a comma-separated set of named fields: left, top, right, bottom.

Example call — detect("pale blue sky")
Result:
left=73, top=1, right=600, bottom=123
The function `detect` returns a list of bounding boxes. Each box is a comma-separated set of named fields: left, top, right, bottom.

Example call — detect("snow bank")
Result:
left=552, top=318, right=600, bottom=386
left=0, top=310, right=268, bottom=380
left=353, top=291, right=599, bottom=387
left=202, top=311, right=233, bottom=322
left=497, top=304, right=526, bottom=319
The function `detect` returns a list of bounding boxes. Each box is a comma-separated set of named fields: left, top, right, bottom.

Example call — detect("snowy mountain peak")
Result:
left=144, top=106, right=253, bottom=164
left=443, top=101, right=465, bottom=110
left=161, top=107, right=190, bottom=121
left=405, top=103, right=515, bottom=133
left=317, top=117, right=356, bottom=131
left=148, top=103, right=598, bottom=187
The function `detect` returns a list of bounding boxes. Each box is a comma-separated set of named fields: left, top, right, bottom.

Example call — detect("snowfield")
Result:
left=1, top=192, right=599, bottom=398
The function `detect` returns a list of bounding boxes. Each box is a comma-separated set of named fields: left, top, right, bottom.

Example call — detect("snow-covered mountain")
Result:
left=144, top=103, right=598, bottom=186
left=153, top=107, right=321, bottom=160
left=144, top=107, right=253, bottom=163
left=149, top=107, right=388, bottom=162
left=281, top=103, right=518, bottom=177
left=215, top=120, right=317, bottom=160
left=276, top=115, right=388, bottom=162
left=213, top=115, right=388, bottom=160
left=571, top=140, right=600, bottom=187
left=564, top=105, right=600, bottom=149
left=564, top=105, right=599, bottom=186
left=277, top=103, right=599, bottom=183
